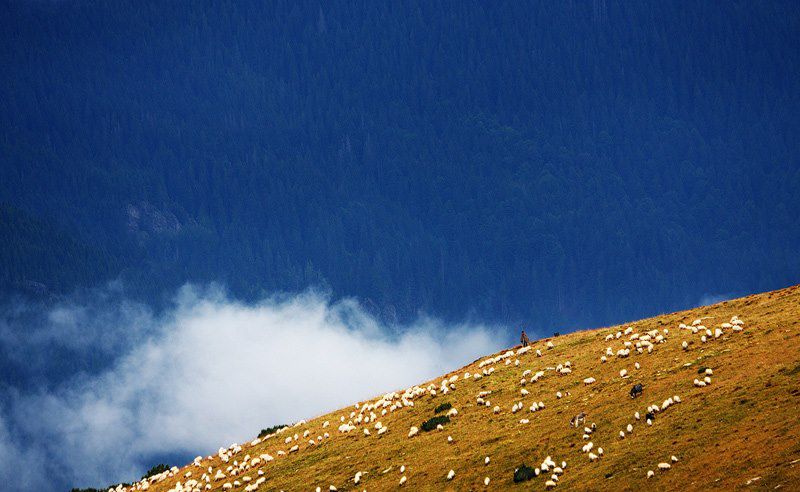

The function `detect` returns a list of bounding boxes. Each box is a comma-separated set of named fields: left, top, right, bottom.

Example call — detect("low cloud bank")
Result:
left=0, top=285, right=508, bottom=490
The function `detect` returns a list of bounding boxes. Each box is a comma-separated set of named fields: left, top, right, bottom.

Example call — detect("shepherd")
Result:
left=520, top=330, right=530, bottom=347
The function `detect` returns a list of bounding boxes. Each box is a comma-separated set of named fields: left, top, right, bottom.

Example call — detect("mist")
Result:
left=0, top=285, right=509, bottom=491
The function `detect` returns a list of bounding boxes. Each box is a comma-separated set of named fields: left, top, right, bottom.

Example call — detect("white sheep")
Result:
left=583, top=377, right=596, bottom=385
left=447, top=469, right=455, bottom=480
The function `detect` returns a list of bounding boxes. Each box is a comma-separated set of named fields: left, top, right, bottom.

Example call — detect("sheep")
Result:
left=493, top=405, right=501, bottom=414
left=635, top=411, right=640, bottom=420
left=556, top=391, right=562, bottom=399
left=583, top=377, right=596, bottom=385
left=547, top=341, right=555, bottom=349
left=581, top=442, right=593, bottom=453
left=671, top=455, right=679, bottom=462
left=399, top=476, right=407, bottom=486
left=447, top=435, right=454, bottom=443
left=545, top=479, right=557, bottom=489
left=485, top=456, right=491, bottom=465
left=484, top=477, right=490, bottom=485
left=408, top=426, right=419, bottom=438
left=682, top=341, right=689, bottom=350
left=447, top=469, right=456, bottom=480
left=521, top=388, right=530, bottom=396
left=619, top=430, right=625, bottom=439
left=658, top=462, right=672, bottom=471
left=647, top=470, right=655, bottom=478
left=600, top=356, right=607, bottom=363
left=627, top=423, right=633, bottom=433
left=588, top=452, right=598, bottom=461
left=714, top=328, right=723, bottom=338
left=705, top=368, right=713, bottom=375
left=620, top=369, right=628, bottom=378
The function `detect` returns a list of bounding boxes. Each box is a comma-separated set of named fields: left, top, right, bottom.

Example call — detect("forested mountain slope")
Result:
left=2, top=1, right=800, bottom=329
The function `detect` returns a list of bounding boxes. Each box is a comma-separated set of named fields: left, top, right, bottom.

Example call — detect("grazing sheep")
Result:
left=493, top=406, right=501, bottom=414
left=627, top=423, right=633, bottom=433
left=671, top=456, right=679, bottom=462
left=570, top=412, right=586, bottom=427
left=556, top=391, right=562, bottom=399
left=583, top=377, right=596, bottom=385
left=620, top=369, right=628, bottom=378
left=619, top=430, right=625, bottom=439
left=399, top=475, right=407, bottom=486
left=408, top=426, right=419, bottom=438
left=658, top=462, right=671, bottom=471
left=547, top=341, right=555, bottom=349
left=484, top=477, right=490, bottom=485
left=447, top=469, right=455, bottom=480
left=647, top=470, right=655, bottom=478
left=545, top=479, right=557, bottom=488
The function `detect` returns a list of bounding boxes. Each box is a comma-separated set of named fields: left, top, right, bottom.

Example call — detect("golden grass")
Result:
left=147, top=284, right=800, bottom=491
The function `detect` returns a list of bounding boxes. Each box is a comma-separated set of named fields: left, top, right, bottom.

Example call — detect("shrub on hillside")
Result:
left=434, top=402, right=452, bottom=414
left=421, top=415, right=450, bottom=432
left=513, top=463, right=537, bottom=483
left=259, top=424, right=287, bottom=438
left=141, top=463, right=170, bottom=480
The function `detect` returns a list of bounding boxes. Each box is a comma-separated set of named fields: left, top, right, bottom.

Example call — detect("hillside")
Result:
left=116, top=285, right=800, bottom=491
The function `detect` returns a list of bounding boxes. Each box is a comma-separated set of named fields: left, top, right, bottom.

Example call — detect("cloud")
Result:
left=697, top=292, right=737, bottom=307
left=0, top=285, right=508, bottom=490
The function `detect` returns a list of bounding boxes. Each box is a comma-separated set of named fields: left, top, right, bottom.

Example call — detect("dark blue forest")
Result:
left=2, top=0, right=799, bottom=332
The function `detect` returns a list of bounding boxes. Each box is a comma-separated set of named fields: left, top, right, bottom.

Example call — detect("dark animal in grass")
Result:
left=645, top=411, right=655, bottom=422
left=630, top=384, right=643, bottom=398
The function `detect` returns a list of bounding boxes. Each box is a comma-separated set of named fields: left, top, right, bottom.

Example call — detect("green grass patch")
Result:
left=513, top=463, right=538, bottom=483
left=421, top=415, right=450, bottom=432
left=434, top=402, right=452, bottom=414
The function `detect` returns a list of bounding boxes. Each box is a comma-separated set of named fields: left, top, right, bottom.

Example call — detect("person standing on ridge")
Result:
left=520, top=330, right=530, bottom=347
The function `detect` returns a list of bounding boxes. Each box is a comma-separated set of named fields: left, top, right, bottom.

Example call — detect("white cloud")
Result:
left=0, top=286, right=508, bottom=490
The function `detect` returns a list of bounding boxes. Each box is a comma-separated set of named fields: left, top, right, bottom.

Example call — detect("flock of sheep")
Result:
left=107, top=313, right=747, bottom=491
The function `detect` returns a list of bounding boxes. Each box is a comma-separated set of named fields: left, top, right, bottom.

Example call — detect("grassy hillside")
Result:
left=129, top=285, right=800, bottom=491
